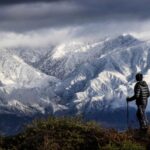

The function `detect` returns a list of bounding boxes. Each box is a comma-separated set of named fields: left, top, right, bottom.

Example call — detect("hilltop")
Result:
left=0, top=116, right=149, bottom=150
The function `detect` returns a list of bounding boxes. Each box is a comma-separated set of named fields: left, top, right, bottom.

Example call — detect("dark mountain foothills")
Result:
left=0, top=116, right=149, bottom=150
left=0, top=107, right=149, bottom=136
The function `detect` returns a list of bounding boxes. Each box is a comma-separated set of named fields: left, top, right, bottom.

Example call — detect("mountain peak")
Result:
left=116, top=34, right=139, bottom=43
left=103, top=34, right=140, bottom=49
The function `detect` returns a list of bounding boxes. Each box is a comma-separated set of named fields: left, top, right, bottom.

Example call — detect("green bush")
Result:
left=0, top=116, right=149, bottom=150
left=121, top=141, right=145, bottom=150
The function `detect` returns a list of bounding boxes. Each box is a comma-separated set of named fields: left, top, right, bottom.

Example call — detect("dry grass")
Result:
left=0, top=117, right=149, bottom=150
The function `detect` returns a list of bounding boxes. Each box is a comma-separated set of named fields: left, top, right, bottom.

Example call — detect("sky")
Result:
left=1, top=0, right=150, bottom=48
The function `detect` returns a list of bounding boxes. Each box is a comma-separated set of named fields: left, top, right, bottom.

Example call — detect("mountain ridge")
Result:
left=0, top=34, right=150, bottom=134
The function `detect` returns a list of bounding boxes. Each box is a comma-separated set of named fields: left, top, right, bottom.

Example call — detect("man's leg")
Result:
left=136, top=105, right=148, bottom=130
left=141, top=105, right=148, bottom=128
left=136, top=107, right=143, bottom=129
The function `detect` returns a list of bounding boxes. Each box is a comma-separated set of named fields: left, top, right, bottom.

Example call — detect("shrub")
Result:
left=0, top=116, right=148, bottom=150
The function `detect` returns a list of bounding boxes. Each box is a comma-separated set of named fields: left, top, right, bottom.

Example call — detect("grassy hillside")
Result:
left=0, top=117, right=149, bottom=150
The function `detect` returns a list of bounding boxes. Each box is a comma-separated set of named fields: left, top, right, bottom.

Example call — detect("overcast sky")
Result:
left=1, top=0, right=150, bottom=48
left=1, top=0, right=150, bottom=31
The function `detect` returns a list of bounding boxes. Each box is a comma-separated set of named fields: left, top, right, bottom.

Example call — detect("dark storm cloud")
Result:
left=0, top=0, right=150, bottom=31
left=0, top=0, right=65, bottom=5
left=0, top=1, right=84, bottom=31
left=74, top=0, right=150, bottom=20
left=1, top=0, right=150, bottom=49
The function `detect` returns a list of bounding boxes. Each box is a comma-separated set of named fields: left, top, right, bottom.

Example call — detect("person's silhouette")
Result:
left=127, top=73, right=150, bottom=131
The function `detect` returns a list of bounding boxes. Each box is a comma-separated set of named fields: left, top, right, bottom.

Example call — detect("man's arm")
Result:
left=127, top=83, right=141, bottom=102
left=134, top=84, right=141, bottom=99
left=127, top=95, right=136, bottom=102
left=148, top=89, right=150, bottom=97
left=147, top=84, right=150, bottom=97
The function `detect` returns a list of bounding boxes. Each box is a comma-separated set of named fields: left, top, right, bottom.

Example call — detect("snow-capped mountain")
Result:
left=1, top=34, right=150, bottom=134
left=36, top=34, right=150, bottom=115
left=0, top=48, right=61, bottom=115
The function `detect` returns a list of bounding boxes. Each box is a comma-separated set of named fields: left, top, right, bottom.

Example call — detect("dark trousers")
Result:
left=136, top=105, right=148, bottom=129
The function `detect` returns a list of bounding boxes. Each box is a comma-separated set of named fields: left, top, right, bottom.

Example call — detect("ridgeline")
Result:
left=0, top=117, right=149, bottom=150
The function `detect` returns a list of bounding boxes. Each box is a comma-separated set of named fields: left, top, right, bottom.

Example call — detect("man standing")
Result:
left=127, top=73, right=150, bottom=131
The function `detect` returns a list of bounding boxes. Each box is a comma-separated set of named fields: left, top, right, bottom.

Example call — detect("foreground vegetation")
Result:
left=0, top=117, right=149, bottom=150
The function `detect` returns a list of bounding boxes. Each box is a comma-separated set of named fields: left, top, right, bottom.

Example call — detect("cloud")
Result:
left=1, top=20, right=150, bottom=50
left=75, top=0, right=150, bottom=20
left=0, top=0, right=65, bottom=5
left=0, top=0, right=150, bottom=32
left=0, top=27, right=76, bottom=49
left=0, top=0, right=150, bottom=44
left=0, top=2, right=84, bottom=31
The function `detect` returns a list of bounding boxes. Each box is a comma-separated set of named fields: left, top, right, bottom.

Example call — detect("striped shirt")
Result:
left=129, top=81, right=150, bottom=105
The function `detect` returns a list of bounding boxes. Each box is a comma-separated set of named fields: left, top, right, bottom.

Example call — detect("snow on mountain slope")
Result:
left=49, top=34, right=150, bottom=114
left=8, top=46, right=54, bottom=65
left=1, top=34, right=150, bottom=135
left=0, top=34, right=150, bottom=117
left=38, top=35, right=140, bottom=79
left=0, top=48, right=62, bottom=115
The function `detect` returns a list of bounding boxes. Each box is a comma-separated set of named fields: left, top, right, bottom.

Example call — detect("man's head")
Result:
left=136, top=73, right=143, bottom=81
